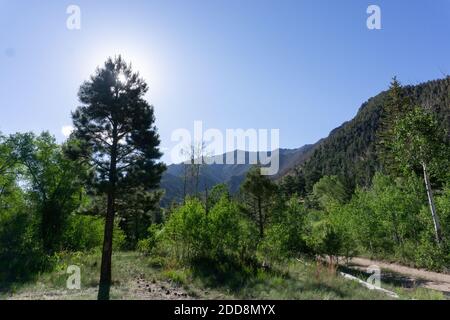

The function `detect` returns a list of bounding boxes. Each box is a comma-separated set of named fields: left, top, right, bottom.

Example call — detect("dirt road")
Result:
left=347, top=257, right=450, bottom=294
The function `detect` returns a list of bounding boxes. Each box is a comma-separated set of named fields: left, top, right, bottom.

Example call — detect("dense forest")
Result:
left=1, top=57, right=449, bottom=300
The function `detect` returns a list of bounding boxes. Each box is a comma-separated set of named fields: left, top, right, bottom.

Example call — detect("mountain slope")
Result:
left=295, top=77, right=450, bottom=190
left=160, top=145, right=315, bottom=205
left=160, top=77, right=449, bottom=204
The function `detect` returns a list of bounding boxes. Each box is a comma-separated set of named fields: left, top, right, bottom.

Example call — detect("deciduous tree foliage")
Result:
left=312, top=175, right=348, bottom=210
left=391, top=106, right=450, bottom=244
left=10, top=132, right=86, bottom=253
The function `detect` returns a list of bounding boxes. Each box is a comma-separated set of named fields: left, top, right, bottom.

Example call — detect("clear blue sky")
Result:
left=1, top=0, right=449, bottom=163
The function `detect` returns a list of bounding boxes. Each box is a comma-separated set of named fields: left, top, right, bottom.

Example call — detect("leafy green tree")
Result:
left=10, top=132, right=86, bottom=253
left=159, top=197, right=257, bottom=267
left=351, top=174, right=424, bottom=253
left=0, top=133, right=17, bottom=202
left=61, top=215, right=104, bottom=251
left=436, top=184, right=450, bottom=240
left=312, top=175, right=348, bottom=210
left=304, top=213, right=343, bottom=265
left=161, top=198, right=207, bottom=261
left=69, top=56, right=165, bottom=299
left=241, top=166, right=278, bottom=238
left=259, top=197, right=308, bottom=262
left=0, top=133, right=15, bottom=177
left=207, top=198, right=250, bottom=261
left=391, top=106, right=449, bottom=244
left=0, top=135, right=44, bottom=282
left=208, top=183, right=230, bottom=208
left=136, top=224, right=162, bottom=255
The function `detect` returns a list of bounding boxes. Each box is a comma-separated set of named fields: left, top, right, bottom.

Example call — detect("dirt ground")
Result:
left=131, top=274, right=193, bottom=300
left=6, top=276, right=193, bottom=300
left=346, top=257, right=450, bottom=295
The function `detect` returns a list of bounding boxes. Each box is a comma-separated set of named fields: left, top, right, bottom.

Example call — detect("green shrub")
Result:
left=304, top=215, right=343, bottom=259
left=61, top=215, right=103, bottom=251
left=156, top=198, right=257, bottom=267
left=0, top=210, right=50, bottom=284
left=160, top=198, right=207, bottom=261
left=258, top=198, right=308, bottom=263
left=113, top=221, right=127, bottom=251
left=60, top=214, right=126, bottom=252
left=207, top=198, right=249, bottom=260
left=137, top=224, right=162, bottom=255
left=162, top=269, right=190, bottom=285
left=436, top=184, right=450, bottom=241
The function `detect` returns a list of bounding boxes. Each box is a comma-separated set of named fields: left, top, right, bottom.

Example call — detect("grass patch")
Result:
left=1, top=251, right=445, bottom=300
left=162, top=269, right=189, bottom=285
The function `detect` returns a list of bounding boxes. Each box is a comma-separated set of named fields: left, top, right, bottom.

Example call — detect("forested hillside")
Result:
left=287, top=77, right=450, bottom=192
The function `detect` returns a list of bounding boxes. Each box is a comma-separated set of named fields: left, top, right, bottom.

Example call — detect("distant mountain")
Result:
left=160, top=77, right=449, bottom=205
left=160, top=145, right=316, bottom=205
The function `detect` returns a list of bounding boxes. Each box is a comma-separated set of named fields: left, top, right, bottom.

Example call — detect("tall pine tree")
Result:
left=241, top=166, right=278, bottom=238
left=69, top=56, right=165, bottom=299
left=376, top=77, right=412, bottom=174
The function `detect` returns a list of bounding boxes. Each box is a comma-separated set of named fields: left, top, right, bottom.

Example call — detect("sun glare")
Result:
left=117, top=73, right=127, bottom=84
left=78, top=42, right=166, bottom=98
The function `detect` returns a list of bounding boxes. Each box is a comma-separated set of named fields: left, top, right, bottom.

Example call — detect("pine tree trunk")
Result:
left=422, top=162, right=442, bottom=245
left=98, top=190, right=115, bottom=299
left=98, top=131, right=118, bottom=300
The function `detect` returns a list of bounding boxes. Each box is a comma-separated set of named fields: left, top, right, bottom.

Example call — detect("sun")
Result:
left=77, top=39, right=166, bottom=98
left=117, top=73, right=127, bottom=84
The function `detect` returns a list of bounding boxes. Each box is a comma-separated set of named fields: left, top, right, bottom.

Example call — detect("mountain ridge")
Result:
left=160, top=145, right=316, bottom=205
left=160, top=76, right=450, bottom=204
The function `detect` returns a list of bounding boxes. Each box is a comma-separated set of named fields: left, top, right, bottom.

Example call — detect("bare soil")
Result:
left=6, top=276, right=193, bottom=300
left=346, top=257, right=450, bottom=295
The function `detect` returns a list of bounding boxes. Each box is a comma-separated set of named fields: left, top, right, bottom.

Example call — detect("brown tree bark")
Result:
left=98, top=128, right=118, bottom=300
